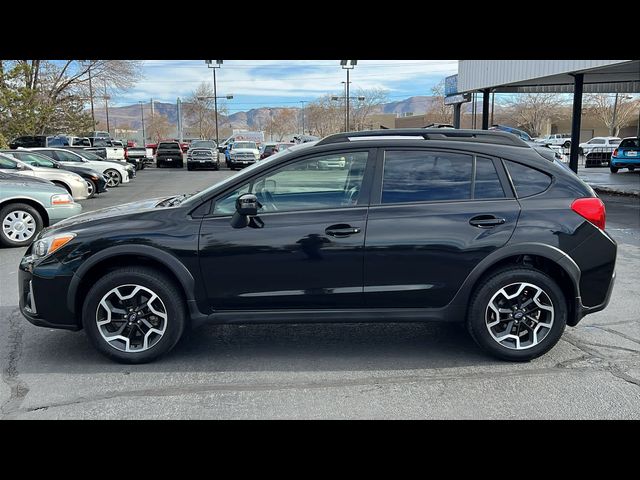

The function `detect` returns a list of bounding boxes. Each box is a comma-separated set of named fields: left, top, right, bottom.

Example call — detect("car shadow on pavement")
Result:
left=9, top=313, right=498, bottom=374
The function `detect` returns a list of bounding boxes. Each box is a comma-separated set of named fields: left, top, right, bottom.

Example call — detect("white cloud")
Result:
left=114, top=60, right=458, bottom=105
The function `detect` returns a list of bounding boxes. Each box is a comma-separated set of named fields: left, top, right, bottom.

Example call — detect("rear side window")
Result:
left=475, top=157, right=505, bottom=199
left=504, top=160, right=551, bottom=198
left=382, top=151, right=473, bottom=203
left=620, top=139, right=639, bottom=148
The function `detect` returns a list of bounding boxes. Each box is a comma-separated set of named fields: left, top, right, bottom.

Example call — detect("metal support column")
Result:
left=569, top=74, right=584, bottom=174
left=482, top=88, right=490, bottom=129
left=453, top=103, right=461, bottom=129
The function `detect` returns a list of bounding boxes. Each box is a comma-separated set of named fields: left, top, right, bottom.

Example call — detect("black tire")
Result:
left=85, top=178, right=96, bottom=199
left=52, top=181, right=72, bottom=195
left=0, top=202, right=44, bottom=248
left=466, top=267, right=567, bottom=362
left=628, top=167, right=635, bottom=172
left=562, top=141, right=571, bottom=148
left=610, top=166, right=619, bottom=173
left=178, top=161, right=184, bottom=169
left=82, top=266, right=187, bottom=364
left=187, top=165, right=193, bottom=171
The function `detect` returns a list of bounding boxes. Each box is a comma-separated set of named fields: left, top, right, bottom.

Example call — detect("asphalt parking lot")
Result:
left=1, top=164, right=639, bottom=419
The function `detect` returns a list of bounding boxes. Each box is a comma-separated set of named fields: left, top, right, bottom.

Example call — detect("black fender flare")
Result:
left=449, top=242, right=582, bottom=308
left=67, top=244, right=196, bottom=314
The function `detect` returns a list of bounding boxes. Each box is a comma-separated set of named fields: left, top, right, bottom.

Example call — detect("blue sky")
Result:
left=111, top=60, right=459, bottom=110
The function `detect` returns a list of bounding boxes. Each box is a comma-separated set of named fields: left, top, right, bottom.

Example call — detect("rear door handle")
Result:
left=325, top=224, right=361, bottom=237
left=469, top=215, right=506, bottom=227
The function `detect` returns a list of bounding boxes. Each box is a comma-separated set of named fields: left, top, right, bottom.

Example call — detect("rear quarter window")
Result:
left=504, top=160, right=552, bottom=198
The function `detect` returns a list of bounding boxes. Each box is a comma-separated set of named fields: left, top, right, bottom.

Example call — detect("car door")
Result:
left=198, top=149, right=375, bottom=310
left=363, top=149, right=520, bottom=309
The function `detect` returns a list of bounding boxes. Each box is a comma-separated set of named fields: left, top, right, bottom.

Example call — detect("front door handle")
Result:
left=325, top=224, right=361, bottom=237
left=469, top=215, right=506, bottom=228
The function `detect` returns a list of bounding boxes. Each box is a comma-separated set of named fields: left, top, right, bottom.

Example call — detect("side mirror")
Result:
left=231, top=193, right=262, bottom=229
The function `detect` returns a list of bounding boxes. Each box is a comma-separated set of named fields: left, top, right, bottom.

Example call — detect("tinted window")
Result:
left=609, top=138, right=621, bottom=145
left=53, top=150, right=82, bottom=162
left=158, top=142, right=181, bottom=150
left=474, top=157, right=505, bottom=199
left=0, top=156, right=18, bottom=169
left=47, top=136, right=70, bottom=146
left=13, top=152, right=55, bottom=167
left=234, top=142, right=257, bottom=150
left=589, top=139, right=605, bottom=144
left=214, top=151, right=368, bottom=214
left=382, top=151, right=472, bottom=203
left=504, top=160, right=551, bottom=198
left=620, top=139, right=639, bottom=148
left=191, top=141, right=216, bottom=149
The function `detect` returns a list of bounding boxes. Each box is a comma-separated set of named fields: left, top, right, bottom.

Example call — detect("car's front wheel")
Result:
left=82, top=266, right=186, bottom=364
left=0, top=203, right=43, bottom=247
left=104, top=169, right=122, bottom=187
left=466, top=267, right=567, bottom=361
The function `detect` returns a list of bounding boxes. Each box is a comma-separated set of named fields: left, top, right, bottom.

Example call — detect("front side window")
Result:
left=588, top=139, right=605, bottom=144
left=0, top=156, right=18, bottom=169
left=382, top=151, right=473, bottom=203
left=213, top=151, right=369, bottom=215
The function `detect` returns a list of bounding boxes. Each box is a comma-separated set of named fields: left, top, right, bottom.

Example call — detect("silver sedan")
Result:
left=0, top=153, right=89, bottom=200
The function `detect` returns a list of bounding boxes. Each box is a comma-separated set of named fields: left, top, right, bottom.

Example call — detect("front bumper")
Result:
left=46, top=203, right=83, bottom=225
left=19, top=255, right=80, bottom=330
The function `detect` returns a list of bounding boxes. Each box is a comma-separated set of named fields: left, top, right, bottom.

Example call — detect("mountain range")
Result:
left=93, top=95, right=460, bottom=131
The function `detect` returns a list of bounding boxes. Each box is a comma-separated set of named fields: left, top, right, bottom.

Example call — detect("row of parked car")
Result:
left=0, top=140, right=154, bottom=248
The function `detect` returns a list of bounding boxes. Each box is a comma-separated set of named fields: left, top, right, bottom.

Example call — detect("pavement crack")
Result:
left=587, top=325, right=640, bottom=347
left=608, top=368, right=640, bottom=390
left=1, top=308, right=30, bottom=419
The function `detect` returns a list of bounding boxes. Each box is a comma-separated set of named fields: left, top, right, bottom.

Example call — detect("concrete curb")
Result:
left=592, top=186, right=640, bottom=198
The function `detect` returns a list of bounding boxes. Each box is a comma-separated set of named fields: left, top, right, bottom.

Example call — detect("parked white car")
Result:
left=579, top=137, right=621, bottom=156
left=27, top=148, right=130, bottom=187
left=0, top=153, right=89, bottom=200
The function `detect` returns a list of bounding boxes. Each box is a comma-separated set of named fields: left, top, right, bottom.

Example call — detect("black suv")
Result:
left=18, top=129, right=617, bottom=364
left=156, top=141, right=184, bottom=168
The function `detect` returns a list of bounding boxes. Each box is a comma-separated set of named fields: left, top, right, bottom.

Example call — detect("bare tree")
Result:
left=305, top=95, right=343, bottom=137
left=270, top=108, right=298, bottom=141
left=184, top=83, right=215, bottom=139
left=500, top=93, right=567, bottom=137
left=426, top=80, right=453, bottom=124
left=351, top=88, right=389, bottom=131
left=146, top=113, right=172, bottom=142
left=585, top=94, right=639, bottom=136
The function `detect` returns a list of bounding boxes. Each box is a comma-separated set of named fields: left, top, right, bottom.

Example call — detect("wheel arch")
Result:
left=0, top=198, right=50, bottom=226
left=451, top=243, right=581, bottom=325
left=68, top=245, right=199, bottom=324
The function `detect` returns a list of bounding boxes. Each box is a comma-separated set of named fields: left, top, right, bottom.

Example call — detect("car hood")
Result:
left=50, top=196, right=169, bottom=231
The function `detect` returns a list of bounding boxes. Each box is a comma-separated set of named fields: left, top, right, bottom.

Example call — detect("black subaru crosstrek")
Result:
left=18, top=129, right=617, bottom=364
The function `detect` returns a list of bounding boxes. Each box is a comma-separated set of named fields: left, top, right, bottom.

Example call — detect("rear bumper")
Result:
left=571, top=270, right=616, bottom=326
left=611, top=157, right=640, bottom=167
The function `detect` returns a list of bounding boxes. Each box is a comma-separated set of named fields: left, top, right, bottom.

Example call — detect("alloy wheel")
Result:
left=105, top=170, right=121, bottom=187
left=2, top=210, right=36, bottom=242
left=96, top=284, right=167, bottom=353
left=485, top=282, right=554, bottom=350
left=86, top=180, right=95, bottom=196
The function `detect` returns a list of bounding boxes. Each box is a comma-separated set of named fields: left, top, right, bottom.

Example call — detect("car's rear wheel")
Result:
left=82, top=267, right=186, bottom=364
left=563, top=141, right=571, bottom=148
left=104, top=169, right=121, bottom=187
left=610, top=166, right=619, bottom=173
left=466, top=267, right=567, bottom=361
left=0, top=203, right=43, bottom=248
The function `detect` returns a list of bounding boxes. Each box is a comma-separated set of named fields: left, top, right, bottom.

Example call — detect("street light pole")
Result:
left=340, top=60, right=357, bottom=132
left=103, top=81, right=110, bottom=135
left=88, top=63, right=95, bottom=128
left=139, top=101, right=145, bottom=145
left=299, top=101, right=307, bottom=134
left=205, top=60, right=224, bottom=145
left=611, top=93, right=619, bottom=136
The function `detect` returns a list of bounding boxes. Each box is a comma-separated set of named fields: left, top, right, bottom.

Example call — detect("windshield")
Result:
left=191, top=140, right=216, bottom=149
left=8, top=151, right=57, bottom=168
left=182, top=141, right=319, bottom=207
left=75, top=150, right=103, bottom=161
left=233, top=142, right=256, bottom=150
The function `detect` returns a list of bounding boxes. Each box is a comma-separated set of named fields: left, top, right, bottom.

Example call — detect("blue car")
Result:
left=610, top=137, right=640, bottom=173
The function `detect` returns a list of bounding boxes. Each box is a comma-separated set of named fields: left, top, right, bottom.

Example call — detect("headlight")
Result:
left=51, top=193, right=74, bottom=205
left=33, top=233, right=76, bottom=258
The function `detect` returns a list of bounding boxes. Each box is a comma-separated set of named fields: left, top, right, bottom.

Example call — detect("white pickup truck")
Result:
left=534, top=133, right=572, bottom=148
left=87, top=138, right=126, bottom=160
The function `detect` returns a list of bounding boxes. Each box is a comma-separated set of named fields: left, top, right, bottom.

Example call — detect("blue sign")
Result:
left=445, top=75, right=458, bottom=96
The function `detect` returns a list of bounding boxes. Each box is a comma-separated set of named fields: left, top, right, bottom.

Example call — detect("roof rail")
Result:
left=316, top=128, right=530, bottom=147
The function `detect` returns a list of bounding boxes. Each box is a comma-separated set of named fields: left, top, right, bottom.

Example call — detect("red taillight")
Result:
left=612, top=148, right=618, bottom=157
left=571, top=197, right=606, bottom=230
